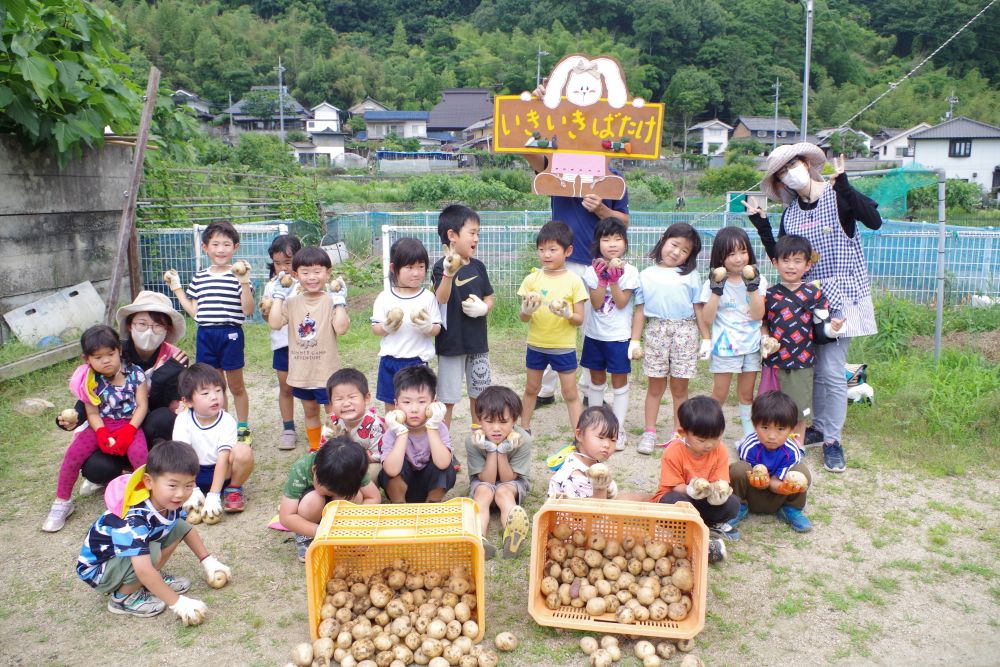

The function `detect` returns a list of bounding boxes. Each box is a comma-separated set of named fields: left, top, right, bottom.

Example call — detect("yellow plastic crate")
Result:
left=306, top=498, right=485, bottom=641
left=528, top=498, right=708, bottom=640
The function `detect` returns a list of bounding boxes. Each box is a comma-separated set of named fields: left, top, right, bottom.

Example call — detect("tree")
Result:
left=665, top=67, right=723, bottom=154
left=697, top=164, right=760, bottom=196
left=231, top=133, right=298, bottom=175
left=240, top=89, right=299, bottom=124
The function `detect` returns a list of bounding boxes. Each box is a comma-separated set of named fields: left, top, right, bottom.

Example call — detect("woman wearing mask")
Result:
left=58, top=290, right=189, bottom=491
left=743, top=143, right=882, bottom=474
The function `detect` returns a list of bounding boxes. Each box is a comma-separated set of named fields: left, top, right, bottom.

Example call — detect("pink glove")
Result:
left=592, top=259, right=609, bottom=288
left=606, top=264, right=624, bottom=284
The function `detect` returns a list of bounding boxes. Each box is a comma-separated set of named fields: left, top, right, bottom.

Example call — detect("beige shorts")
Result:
left=643, top=318, right=699, bottom=379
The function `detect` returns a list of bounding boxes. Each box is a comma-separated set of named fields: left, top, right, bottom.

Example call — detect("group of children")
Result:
left=53, top=205, right=846, bottom=619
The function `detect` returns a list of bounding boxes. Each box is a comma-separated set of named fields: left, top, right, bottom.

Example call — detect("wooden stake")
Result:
left=104, top=66, right=160, bottom=325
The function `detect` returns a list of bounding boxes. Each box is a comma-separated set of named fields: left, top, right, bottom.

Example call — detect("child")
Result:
left=172, top=363, right=254, bottom=515
left=582, top=217, right=641, bottom=450
left=325, top=368, right=386, bottom=465
left=466, top=386, right=532, bottom=559
left=377, top=365, right=456, bottom=503
left=652, top=396, right=739, bottom=562
left=634, top=223, right=705, bottom=454
left=44, top=325, right=149, bottom=533
left=279, top=436, right=381, bottom=562
left=432, top=205, right=494, bottom=428
left=518, top=220, right=588, bottom=432
left=268, top=246, right=350, bottom=452
left=762, top=235, right=846, bottom=454
left=371, top=237, right=442, bottom=411
left=166, top=220, right=255, bottom=445
left=548, top=405, right=620, bottom=499
left=76, top=440, right=232, bottom=622
left=699, top=226, right=767, bottom=437
left=728, top=391, right=813, bottom=533
left=261, top=233, right=302, bottom=450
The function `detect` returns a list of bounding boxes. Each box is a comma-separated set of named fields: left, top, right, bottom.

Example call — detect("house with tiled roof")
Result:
left=292, top=102, right=348, bottom=167
left=686, top=119, right=732, bottom=155
left=363, top=111, right=430, bottom=140
left=871, top=123, right=932, bottom=161
left=428, top=89, right=493, bottom=134
left=910, top=117, right=1000, bottom=192
left=732, top=116, right=801, bottom=148
left=222, top=86, right=308, bottom=133
left=815, top=127, right=873, bottom=158
left=348, top=96, right=389, bottom=116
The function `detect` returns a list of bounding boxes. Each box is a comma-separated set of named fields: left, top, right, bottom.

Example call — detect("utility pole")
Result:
left=535, top=46, right=549, bottom=88
left=946, top=92, right=959, bottom=119
left=800, top=0, right=814, bottom=140
left=228, top=92, right=234, bottom=136
left=773, top=78, right=780, bottom=153
left=276, top=56, right=286, bottom=141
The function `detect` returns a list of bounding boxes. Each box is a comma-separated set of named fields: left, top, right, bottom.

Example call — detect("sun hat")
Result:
left=104, top=466, right=150, bottom=518
left=116, top=290, right=186, bottom=344
left=761, top=142, right=827, bottom=205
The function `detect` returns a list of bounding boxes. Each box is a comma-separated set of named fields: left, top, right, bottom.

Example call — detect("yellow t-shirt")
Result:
left=517, top=268, right=588, bottom=349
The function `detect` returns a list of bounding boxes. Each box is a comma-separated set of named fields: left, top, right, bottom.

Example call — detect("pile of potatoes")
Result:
left=579, top=635, right=702, bottom=667
left=286, top=558, right=504, bottom=667
left=539, top=526, right=697, bottom=624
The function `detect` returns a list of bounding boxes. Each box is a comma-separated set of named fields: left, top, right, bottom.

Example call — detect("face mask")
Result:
left=780, top=164, right=811, bottom=191
left=132, top=327, right=166, bottom=350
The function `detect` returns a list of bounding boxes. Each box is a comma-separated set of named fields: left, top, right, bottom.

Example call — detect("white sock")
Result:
left=612, top=384, right=630, bottom=431
left=588, top=383, right=607, bottom=410
left=739, top=403, right=754, bottom=437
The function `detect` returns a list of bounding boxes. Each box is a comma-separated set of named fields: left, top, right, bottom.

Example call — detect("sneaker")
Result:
left=161, top=573, right=191, bottom=594
left=728, top=503, right=749, bottom=530
left=615, top=430, right=627, bottom=451
left=237, top=426, right=253, bottom=446
left=777, top=505, right=813, bottom=533
left=502, top=505, right=530, bottom=558
left=481, top=537, right=497, bottom=561
left=707, top=537, right=726, bottom=563
left=804, top=425, right=824, bottom=448
left=822, top=441, right=847, bottom=473
left=295, top=534, right=313, bottom=563
left=222, top=487, right=246, bottom=513
left=42, top=499, right=75, bottom=532
left=79, top=479, right=104, bottom=497
left=278, top=428, right=297, bottom=450
left=710, top=522, right=741, bottom=541
left=535, top=395, right=555, bottom=406
left=637, top=431, right=656, bottom=455
left=107, top=588, right=166, bottom=617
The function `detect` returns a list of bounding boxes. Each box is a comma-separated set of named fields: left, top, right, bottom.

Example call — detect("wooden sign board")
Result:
left=492, top=54, right=665, bottom=199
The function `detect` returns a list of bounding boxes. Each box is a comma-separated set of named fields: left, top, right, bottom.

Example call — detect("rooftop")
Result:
left=364, top=111, right=430, bottom=122
left=737, top=115, right=799, bottom=133
left=428, top=89, right=494, bottom=131
left=910, top=116, right=1000, bottom=140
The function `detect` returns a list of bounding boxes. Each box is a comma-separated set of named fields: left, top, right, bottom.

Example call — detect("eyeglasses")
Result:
left=776, top=158, right=803, bottom=178
left=132, top=321, right=167, bottom=333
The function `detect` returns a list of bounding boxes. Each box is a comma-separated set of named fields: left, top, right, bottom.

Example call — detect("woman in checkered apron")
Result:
left=743, top=143, right=882, bottom=473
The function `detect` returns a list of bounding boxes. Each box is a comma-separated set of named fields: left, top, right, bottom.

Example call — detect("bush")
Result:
left=231, top=133, right=299, bottom=175
left=696, top=163, right=760, bottom=196
left=908, top=179, right=983, bottom=212
left=403, top=174, right=525, bottom=207
left=480, top=168, right=532, bottom=194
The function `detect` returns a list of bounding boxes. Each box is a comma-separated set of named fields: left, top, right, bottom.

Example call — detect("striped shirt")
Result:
left=737, top=432, right=802, bottom=480
left=186, top=269, right=247, bottom=326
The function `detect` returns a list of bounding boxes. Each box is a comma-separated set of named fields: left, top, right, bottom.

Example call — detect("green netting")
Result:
left=851, top=163, right=938, bottom=218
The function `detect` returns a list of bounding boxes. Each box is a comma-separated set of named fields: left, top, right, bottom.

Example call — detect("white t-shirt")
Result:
left=582, top=263, right=640, bottom=341
left=171, top=409, right=237, bottom=466
left=262, top=278, right=290, bottom=350
left=699, top=275, right=769, bottom=356
left=636, top=265, right=704, bottom=320
left=371, top=287, right=441, bottom=361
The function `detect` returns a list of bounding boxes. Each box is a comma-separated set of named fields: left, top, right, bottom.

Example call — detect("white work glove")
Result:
left=496, top=431, right=522, bottom=455
left=183, top=487, right=205, bottom=513
left=202, top=492, right=222, bottom=519
left=385, top=410, right=408, bottom=437
left=163, top=269, right=182, bottom=291
left=520, top=292, right=542, bottom=317
left=685, top=477, right=711, bottom=500
left=606, top=480, right=619, bottom=499
left=329, top=276, right=347, bottom=308
left=698, top=339, right=712, bottom=360
left=231, top=260, right=252, bottom=284
left=201, top=555, right=232, bottom=585
left=442, top=250, right=462, bottom=278
left=824, top=319, right=848, bottom=339
left=706, top=480, right=733, bottom=506
left=424, top=401, right=447, bottom=430
left=382, top=308, right=404, bottom=333
left=461, top=294, right=489, bottom=318
left=628, top=339, right=643, bottom=360
left=170, top=595, right=208, bottom=626
left=271, top=272, right=295, bottom=300
left=547, top=298, right=573, bottom=319
left=761, top=336, right=780, bottom=358
left=410, top=309, right=436, bottom=336
left=471, top=428, right=487, bottom=448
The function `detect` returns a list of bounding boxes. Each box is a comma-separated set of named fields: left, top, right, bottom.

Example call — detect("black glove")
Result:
left=709, top=268, right=726, bottom=297
left=742, top=266, right=761, bottom=293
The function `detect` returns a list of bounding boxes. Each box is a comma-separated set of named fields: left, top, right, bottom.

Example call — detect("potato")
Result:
left=202, top=512, right=221, bottom=525
left=443, top=644, right=464, bottom=665
left=445, top=620, right=462, bottom=641
left=552, top=524, right=572, bottom=540
left=602, top=539, right=621, bottom=558
left=679, top=656, right=704, bottom=667
left=540, top=576, right=559, bottom=596
left=615, top=606, right=635, bottom=624
left=353, top=639, right=376, bottom=661
left=426, top=619, right=447, bottom=640
left=545, top=592, right=559, bottom=609
left=477, top=650, right=499, bottom=667
left=671, top=567, right=694, bottom=592
left=459, top=657, right=478, bottom=667
left=645, top=541, right=668, bottom=560
left=623, top=536, right=637, bottom=551
left=412, top=649, right=430, bottom=666
left=590, top=649, right=614, bottom=667
left=649, top=598, right=669, bottom=621
left=606, top=644, right=622, bottom=661
left=421, top=638, right=444, bottom=659
left=583, top=549, right=604, bottom=568
left=785, top=470, right=808, bottom=488
left=634, top=641, right=656, bottom=659
left=636, top=586, right=656, bottom=606
left=461, top=620, right=479, bottom=639
left=548, top=543, right=568, bottom=563
left=373, top=652, right=394, bottom=667
left=341, top=657, right=358, bottom=667
left=392, top=644, right=413, bottom=663
left=370, top=584, right=392, bottom=608
left=428, top=657, right=450, bottom=667
left=643, top=655, right=662, bottom=667
left=585, top=596, right=607, bottom=616
left=571, top=530, right=587, bottom=546
left=186, top=508, right=202, bottom=525
left=318, top=618, right=339, bottom=639
left=292, top=643, right=314, bottom=666
left=656, top=642, right=676, bottom=659
left=336, top=631, right=354, bottom=650
left=448, top=577, right=471, bottom=596
left=404, top=632, right=423, bottom=651
left=588, top=532, right=607, bottom=552
left=386, top=570, right=406, bottom=590
left=314, top=637, right=335, bottom=660
left=634, top=605, right=651, bottom=622
left=676, top=638, right=695, bottom=652
left=579, top=636, right=599, bottom=655
left=595, top=579, right=612, bottom=596
left=494, top=631, right=517, bottom=652
left=667, top=602, right=689, bottom=621
left=373, top=633, right=394, bottom=652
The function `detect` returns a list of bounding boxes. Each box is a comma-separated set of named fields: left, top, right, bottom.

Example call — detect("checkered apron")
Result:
left=783, top=184, right=878, bottom=337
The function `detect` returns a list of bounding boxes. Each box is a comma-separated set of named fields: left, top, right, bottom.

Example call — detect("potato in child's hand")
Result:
left=231, top=260, right=251, bottom=276
left=777, top=470, right=808, bottom=494
left=383, top=308, right=404, bottom=333
left=279, top=273, right=294, bottom=288
left=710, top=267, right=727, bottom=283
left=748, top=464, right=770, bottom=489
left=547, top=298, right=572, bottom=318
left=58, top=408, right=78, bottom=429
left=761, top=336, right=780, bottom=358
left=259, top=297, right=273, bottom=318
left=443, top=250, right=462, bottom=277
left=520, top=292, right=542, bottom=316
left=608, top=257, right=624, bottom=269
left=706, top=479, right=732, bottom=505
left=329, top=275, right=346, bottom=293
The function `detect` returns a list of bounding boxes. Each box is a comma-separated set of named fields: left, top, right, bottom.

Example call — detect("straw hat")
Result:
left=116, top=290, right=186, bottom=344
left=761, top=142, right=827, bottom=204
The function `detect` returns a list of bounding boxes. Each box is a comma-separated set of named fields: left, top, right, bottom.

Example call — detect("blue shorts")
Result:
left=292, top=386, right=330, bottom=404
left=580, top=337, right=632, bottom=374
left=377, top=456, right=457, bottom=502
left=377, top=356, right=426, bottom=404
left=526, top=347, right=577, bottom=373
left=272, top=346, right=289, bottom=372
left=196, top=325, right=244, bottom=371
left=196, top=463, right=231, bottom=493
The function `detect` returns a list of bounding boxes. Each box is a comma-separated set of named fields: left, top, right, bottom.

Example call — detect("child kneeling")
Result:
left=728, top=391, right=813, bottom=533
left=466, top=386, right=532, bottom=560
left=76, top=440, right=231, bottom=622
left=280, top=437, right=380, bottom=562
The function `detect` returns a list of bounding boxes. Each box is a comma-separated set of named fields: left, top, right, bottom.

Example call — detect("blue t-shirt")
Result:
left=636, top=265, right=704, bottom=320
left=737, top=432, right=802, bottom=480
left=77, top=500, right=181, bottom=587
left=549, top=172, right=629, bottom=265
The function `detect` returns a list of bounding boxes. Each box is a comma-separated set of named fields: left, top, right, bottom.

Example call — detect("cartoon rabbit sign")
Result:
left=492, top=54, right=664, bottom=200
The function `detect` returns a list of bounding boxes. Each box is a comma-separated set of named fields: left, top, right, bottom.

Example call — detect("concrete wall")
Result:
left=0, top=135, right=133, bottom=341
left=912, top=138, right=1000, bottom=191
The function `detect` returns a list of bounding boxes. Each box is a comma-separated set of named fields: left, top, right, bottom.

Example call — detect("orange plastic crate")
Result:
left=306, top=498, right=485, bottom=641
left=528, top=498, right=708, bottom=640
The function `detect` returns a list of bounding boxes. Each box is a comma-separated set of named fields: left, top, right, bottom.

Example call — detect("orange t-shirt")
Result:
left=652, top=438, right=731, bottom=502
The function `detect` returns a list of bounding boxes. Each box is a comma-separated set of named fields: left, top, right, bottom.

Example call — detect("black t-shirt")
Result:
left=431, top=257, right=494, bottom=356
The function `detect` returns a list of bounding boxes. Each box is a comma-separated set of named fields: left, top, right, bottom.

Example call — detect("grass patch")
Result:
left=773, top=592, right=811, bottom=617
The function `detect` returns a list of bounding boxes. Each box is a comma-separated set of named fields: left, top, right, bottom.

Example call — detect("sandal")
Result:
left=501, top=505, right=530, bottom=558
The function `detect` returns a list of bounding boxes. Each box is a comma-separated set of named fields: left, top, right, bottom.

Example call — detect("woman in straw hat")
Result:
left=743, top=144, right=882, bottom=474
left=58, top=291, right=190, bottom=491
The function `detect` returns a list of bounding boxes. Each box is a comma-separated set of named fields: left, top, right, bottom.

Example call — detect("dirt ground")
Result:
left=911, top=329, right=1000, bottom=363
left=1, top=325, right=999, bottom=667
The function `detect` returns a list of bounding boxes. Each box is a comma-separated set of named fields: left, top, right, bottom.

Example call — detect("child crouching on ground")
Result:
left=76, top=440, right=231, bottom=622
left=652, top=395, right=739, bottom=562
left=466, top=386, right=532, bottom=560
left=280, top=437, right=380, bottom=562
left=324, top=368, right=386, bottom=470
left=729, top=391, right=813, bottom=533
